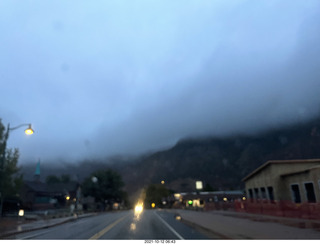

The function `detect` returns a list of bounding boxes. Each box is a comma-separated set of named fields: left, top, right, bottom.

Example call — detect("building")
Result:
left=281, top=165, right=320, bottom=203
left=20, top=181, right=81, bottom=210
left=173, top=190, right=245, bottom=210
left=19, top=161, right=82, bottom=211
left=242, top=159, right=320, bottom=203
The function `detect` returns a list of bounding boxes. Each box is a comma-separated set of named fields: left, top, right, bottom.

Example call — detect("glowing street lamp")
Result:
left=8, top=123, right=34, bottom=135
left=0, top=123, right=35, bottom=160
left=24, top=124, right=34, bottom=135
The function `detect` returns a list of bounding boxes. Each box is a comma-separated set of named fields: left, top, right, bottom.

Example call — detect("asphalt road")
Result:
left=10, top=209, right=214, bottom=240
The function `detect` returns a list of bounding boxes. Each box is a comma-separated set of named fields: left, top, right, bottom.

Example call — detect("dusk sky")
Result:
left=1, top=1, right=320, bottom=164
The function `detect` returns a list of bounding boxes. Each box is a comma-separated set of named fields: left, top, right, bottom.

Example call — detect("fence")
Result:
left=233, top=200, right=320, bottom=219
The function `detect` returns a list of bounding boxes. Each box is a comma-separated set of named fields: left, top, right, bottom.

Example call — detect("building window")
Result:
left=267, top=186, right=274, bottom=201
left=291, top=184, right=301, bottom=203
left=304, top=182, right=316, bottom=203
left=248, top=189, right=253, bottom=199
left=254, top=188, right=260, bottom=199
left=260, top=187, right=267, bottom=199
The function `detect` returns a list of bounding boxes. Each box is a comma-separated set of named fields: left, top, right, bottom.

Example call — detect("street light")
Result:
left=8, top=123, right=34, bottom=135
left=24, top=125, right=34, bottom=135
left=1, top=122, right=34, bottom=163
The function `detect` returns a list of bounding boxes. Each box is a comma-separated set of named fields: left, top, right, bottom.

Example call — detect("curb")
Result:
left=0, top=213, right=96, bottom=239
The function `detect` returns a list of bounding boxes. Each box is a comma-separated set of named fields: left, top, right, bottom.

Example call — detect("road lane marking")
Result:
left=18, top=230, right=53, bottom=240
left=154, top=211, right=184, bottom=240
left=89, top=215, right=128, bottom=240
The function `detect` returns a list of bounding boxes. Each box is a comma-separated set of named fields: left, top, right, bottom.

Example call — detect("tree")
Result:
left=0, top=119, right=22, bottom=216
left=203, top=183, right=215, bottom=191
left=61, top=174, right=71, bottom=183
left=144, top=184, right=171, bottom=208
left=46, top=174, right=71, bottom=185
left=82, top=169, right=126, bottom=209
left=46, top=175, right=61, bottom=185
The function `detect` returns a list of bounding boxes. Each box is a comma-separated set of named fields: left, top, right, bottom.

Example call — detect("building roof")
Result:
left=179, top=190, right=244, bottom=196
left=281, top=165, right=320, bottom=178
left=179, top=191, right=244, bottom=200
left=24, top=181, right=78, bottom=194
left=242, top=159, right=320, bottom=182
left=24, top=181, right=48, bottom=192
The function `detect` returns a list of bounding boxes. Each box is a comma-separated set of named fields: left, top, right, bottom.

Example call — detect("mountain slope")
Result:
left=20, top=116, right=320, bottom=204
left=121, top=116, right=320, bottom=196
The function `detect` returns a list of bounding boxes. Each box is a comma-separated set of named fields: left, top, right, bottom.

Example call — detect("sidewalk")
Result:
left=0, top=213, right=95, bottom=239
left=174, top=209, right=320, bottom=239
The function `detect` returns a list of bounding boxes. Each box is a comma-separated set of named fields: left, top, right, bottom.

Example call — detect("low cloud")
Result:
left=1, top=1, right=319, bottom=162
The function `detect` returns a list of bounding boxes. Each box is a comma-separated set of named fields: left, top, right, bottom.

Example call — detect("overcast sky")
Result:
left=1, top=0, right=320, bottom=164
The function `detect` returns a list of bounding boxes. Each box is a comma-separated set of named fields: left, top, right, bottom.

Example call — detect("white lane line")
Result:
left=18, top=229, right=53, bottom=240
left=154, top=211, right=184, bottom=240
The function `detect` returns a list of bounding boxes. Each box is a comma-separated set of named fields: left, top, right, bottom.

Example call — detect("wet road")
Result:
left=11, top=210, right=213, bottom=240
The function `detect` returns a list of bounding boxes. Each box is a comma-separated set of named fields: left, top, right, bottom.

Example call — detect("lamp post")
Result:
left=0, top=122, right=34, bottom=217
left=0, top=123, right=34, bottom=169
left=8, top=123, right=34, bottom=135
